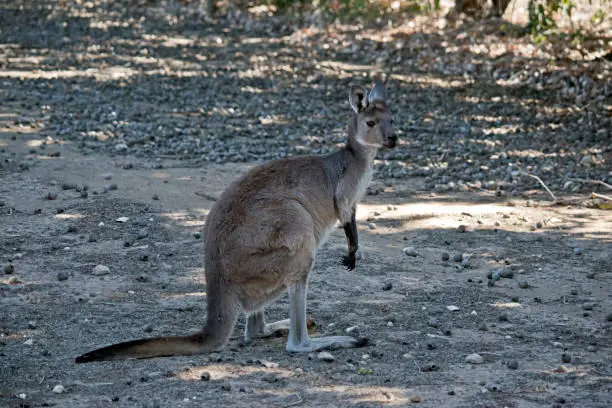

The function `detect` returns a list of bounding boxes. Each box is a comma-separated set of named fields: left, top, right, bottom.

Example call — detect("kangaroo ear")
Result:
left=349, top=85, right=368, bottom=113
left=368, top=81, right=387, bottom=104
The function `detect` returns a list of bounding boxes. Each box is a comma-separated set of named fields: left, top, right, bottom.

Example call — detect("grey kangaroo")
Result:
left=76, top=82, right=396, bottom=362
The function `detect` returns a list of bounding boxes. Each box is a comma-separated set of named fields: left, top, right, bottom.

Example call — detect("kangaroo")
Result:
left=75, top=82, right=396, bottom=363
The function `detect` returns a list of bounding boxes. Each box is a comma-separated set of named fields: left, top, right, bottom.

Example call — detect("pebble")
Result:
left=452, top=253, right=463, bottom=262
left=561, top=353, right=571, bottom=363
left=457, top=225, right=467, bottom=233
left=262, top=373, right=279, bottom=383
left=47, top=192, right=58, bottom=200
left=92, top=265, right=110, bottom=276
left=465, top=353, right=484, bottom=364
left=367, top=222, right=376, bottom=230
left=403, top=247, right=417, bottom=257
left=317, top=352, right=335, bottom=362
left=345, top=325, right=358, bottom=334
left=446, top=305, right=460, bottom=312
left=104, top=173, right=112, bottom=180
left=420, top=363, right=440, bottom=372
left=27, top=321, right=37, bottom=329
left=382, top=282, right=393, bottom=291
left=518, top=281, right=530, bottom=289
left=485, top=383, right=501, bottom=392
left=507, top=360, right=518, bottom=370
left=441, top=252, right=450, bottom=261
left=586, top=345, right=596, bottom=352
left=193, top=232, right=201, bottom=239
left=52, top=385, right=65, bottom=394
left=143, top=324, right=153, bottom=333
left=409, top=395, right=422, bottom=403
left=57, top=271, right=69, bottom=281
left=116, top=216, right=129, bottom=223
left=152, top=194, right=160, bottom=200
left=573, top=247, right=582, bottom=256
left=3, top=262, right=14, bottom=274
left=582, top=302, right=594, bottom=311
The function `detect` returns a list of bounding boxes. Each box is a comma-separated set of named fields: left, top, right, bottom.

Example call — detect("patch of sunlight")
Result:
left=0, top=331, right=28, bottom=341
left=491, top=302, right=522, bottom=309
left=320, top=60, right=374, bottom=73
left=357, top=202, right=513, bottom=222
left=316, top=385, right=409, bottom=406
left=482, top=124, right=520, bottom=135
left=56, top=213, right=85, bottom=220
left=176, top=363, right=292, bottom=381
left=151, top=172, right=170, bottom=179
left=259, top=115, right=291, bottom=125
left=240, top=85, right=265, bottom=94
left=164, top=291, right=207, bottom=300
left=182, top=220, right=206, bottom=227
left=160, top=36, right=196, bottom=47
left=0, top=140, right=7, bottom=147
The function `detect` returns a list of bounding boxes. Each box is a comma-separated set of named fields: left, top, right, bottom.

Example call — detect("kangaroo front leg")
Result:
left=341, top=206, right=358, bottom=270
left=286, top=281, right=362, bottom=352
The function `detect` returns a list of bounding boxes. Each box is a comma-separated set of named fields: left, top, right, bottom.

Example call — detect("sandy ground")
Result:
left=1, top=104, right=611, bottom=408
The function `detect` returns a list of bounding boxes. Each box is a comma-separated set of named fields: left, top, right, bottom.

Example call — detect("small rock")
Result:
left=561, top=353, right=571, bottom=363
left=193, top=232, right=201, bottom=239
left=3, top=262, right=14, bottom=275
left=262, top=373, right=279, bottom=383
left=403, top=247, right=417, bottom=257
left=420, top=363, right=440, bottom=372
left=367, top=222, right=376, bottom=230
left=536, top=221, right=542, bottom=228
left=410, top=395, right=422, bottom=403
left=606, top=313, right=612, bottom=322
left=92, top=265, right=110, bottom=276
left=518, top=281, right=530, bottom=289
left=441, top=252, right=450, bottom=261
left=143, top=324, right=153, bottom=333
left=586, top=345, right=596, bottom=352
left=582, top=302, right=594, bottom=311
left=500, top=270, right=514, bottom=278
left=200, top=372, right=211, bottom=381
left=382, top=282, right=393, bottom=291
left=24, top=338, right=34, bottom=346
left=573, top=247, right=582, bottom=256
left=152, top=194, right=160, bottom=200
left=52, top=385, right=65, bottom=394
left=27, top=321, right=37, bottom=329
left=507, top=360, right=518, bottom=370
left=465, top=353, right=484, bottom=364
left=452, top=253, right=463, bottom=262
left=498, top=312, right=509, bottom=322
left=457, top=225, right=467, bottom=233
left=317, top=352, right=335, bottom=362
left=220, top=381, right=232, bottom=391
left=104, top=173, right=112, bottom=180
left=47, top=192, right=58, bottom=200
left=485, top=383, right=501, bottom=392
left=116, top=217, right=129, bottom=223
left=345, top=326, right=358, bottom=334
left=446, top=305, right=460, bottom=312
left=57, top=271, right=69, bottom=281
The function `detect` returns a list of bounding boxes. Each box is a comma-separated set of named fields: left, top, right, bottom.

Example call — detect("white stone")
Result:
left=446, top=305, right=460, bottom=312
left=92, top=265, right=110, bottom=276
left=317, top=352, right=335, bottom=362
left=52, top=385, right=65, bottom=394
left=465, top=353, right=484, bottom=364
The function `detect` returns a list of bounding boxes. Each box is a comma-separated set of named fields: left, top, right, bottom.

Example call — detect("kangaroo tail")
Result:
left=76, top=291, right=239, bottom=363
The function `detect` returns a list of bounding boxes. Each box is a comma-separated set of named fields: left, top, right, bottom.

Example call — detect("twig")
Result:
left=520, top=172, right=557, bottom=202
left=592, top=192, right=612, bottom=201
left=569, top=178, right=612, bottom=191
left=283, top=393, right=304, bottom=408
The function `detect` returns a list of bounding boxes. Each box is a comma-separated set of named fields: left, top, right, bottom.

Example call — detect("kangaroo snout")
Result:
left=384, top=134, right=397, bottom=148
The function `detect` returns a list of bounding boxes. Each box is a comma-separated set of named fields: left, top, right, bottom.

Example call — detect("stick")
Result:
left=283, top=393, right=304, bottom=408
left=520, top=172, right=557, bottom=202
left=592, top=192, right=612, bottom=201
left=569, top=178, right=612, bottom=191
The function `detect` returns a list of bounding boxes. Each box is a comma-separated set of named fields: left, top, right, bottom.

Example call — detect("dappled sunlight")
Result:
left=55, top=213, right=85, bottom=220
left=491, top=301, right=522, bottom=309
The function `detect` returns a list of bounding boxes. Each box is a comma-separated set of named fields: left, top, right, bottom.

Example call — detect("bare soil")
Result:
left=1, top=2, right=611, bottom=408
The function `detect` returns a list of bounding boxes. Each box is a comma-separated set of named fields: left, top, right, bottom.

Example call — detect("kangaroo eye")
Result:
left=366, top=120, right=376, bottom=128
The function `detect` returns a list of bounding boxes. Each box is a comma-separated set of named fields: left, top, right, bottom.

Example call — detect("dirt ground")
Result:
left=1, top=1, right=611, bottom=408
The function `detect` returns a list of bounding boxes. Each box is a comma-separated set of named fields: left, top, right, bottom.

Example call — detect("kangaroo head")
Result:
left=348, top=82, right=396, bottom=149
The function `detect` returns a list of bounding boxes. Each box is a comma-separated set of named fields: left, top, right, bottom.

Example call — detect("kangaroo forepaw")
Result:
left=341, top=254, right=356, bottom=270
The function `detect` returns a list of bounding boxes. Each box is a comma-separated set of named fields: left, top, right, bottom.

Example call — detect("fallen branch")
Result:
left=592, top=192, right=612, bottom=201
left=569, top=178, right=612, bottom=191
left=521, top=172, right=557, bottom=202
left=283, top=393, right=304, bottom=408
